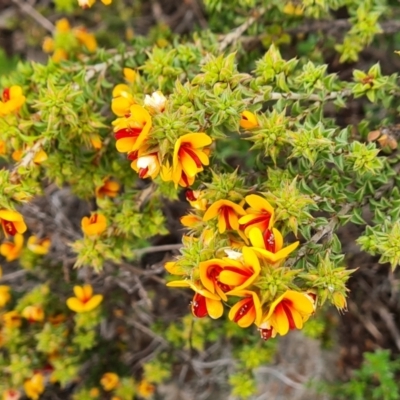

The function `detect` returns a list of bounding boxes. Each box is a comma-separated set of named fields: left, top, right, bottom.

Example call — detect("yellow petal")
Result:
left=245, top=194, right=274, bottom=214
left=284, top=290, right=314, bottom=315
left=82, top=284, right=94, bottom=300
left=272, top=227, right=283, bottom=252
left=180, top=133, right=212, bottom=148
left=66, top=297, right=85, bottom=313
left=205, top=297, right=224, bottom=319
left=248, top=228, right=265, bottom=249
left=271, top=303, right=290, bottom=335
left=83, top=294, right=103, bottom=312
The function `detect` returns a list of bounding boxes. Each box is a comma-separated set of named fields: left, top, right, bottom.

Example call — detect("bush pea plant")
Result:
left=1, top=0, right=400, bottom=398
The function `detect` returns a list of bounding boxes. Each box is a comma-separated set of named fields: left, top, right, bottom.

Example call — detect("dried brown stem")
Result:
left=11, top=0, right=55, bottom=33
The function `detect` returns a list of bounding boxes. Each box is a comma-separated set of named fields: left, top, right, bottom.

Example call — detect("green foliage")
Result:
left=331, top=350, right=400, bottom=400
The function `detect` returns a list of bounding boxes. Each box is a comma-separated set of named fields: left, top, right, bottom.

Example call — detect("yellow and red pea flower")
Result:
left=100, top=372, right=119, bottom=391
left=113, top=105, right=152, bottom=153
left=137, top=379, right=155, bottom=399
left=239, top=194, right=275, bottom=236
left=27, top=236, right=51, bottom=255
left=111, top=84, right=136, bottom=117
left=21, top=305, right=45, bottom=323
left=66, top=285, right=103, bottom=313
left=258, top=290, right=315, bottom=340
left=203, top=199, right=246, bottom=234
left=81, top=213, right=107, bottom=236
left=0, top=285, right=11, bottom=308
left=0, top=85, right=26, bottom=116
left=167, top=279, right=223, bottom=319
left=3, top=311, right=22, bottom=329
left=180, top=213, right=202, bottom=228
left=239, top=110, right=258, bottom=129
left=0, top=233, right=24, bottom=261
left=228, top=289, right=262, bottom=328
left=74, top=27, right=97, bottom=52
left=171, top=133, right=212, bottom=187
left=23, top=373, right=45, bottom=400
left=128, top=150, right=160, bottom=179
left=248, top=227, right=299, bottom=264
left=95, top=178, right=120, bottom=198
left=186, top=189, right=207, bottom=211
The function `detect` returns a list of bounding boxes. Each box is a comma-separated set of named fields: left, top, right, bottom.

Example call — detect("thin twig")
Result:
left=252, top=89, right=352, bottom=104
left=0, top=270, right=27, bottom=282
left=10, top=139, right=46, bottom=183
left=242, top=19, right=400, bottom=49
left=256, top=366, right=305, bottom=390
left=219, top=7, right=266, bottom=52
left=287, top=203, right=353, bottom=267
left=133, top=243, right=182, bottom=257
left=11, top=0, right=55, bottom=33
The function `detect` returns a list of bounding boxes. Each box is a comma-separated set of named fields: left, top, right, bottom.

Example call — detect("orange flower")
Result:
left=100, top=373, right=119, bottom=391
left=111, top=84, right=135, bottom=117
left=186, top=190, right=207, bottom=211
left=113, top=105, right=152, bottom=153
left=95, top=179, right=120, bottom=198
left=27, top=236, right=51, bottom=255
left=239, top=195, right=274, bottom=236
left=221, top=247, right=261, bottom=292
left=22, top=305, right=45, bottom=322
left=0, top=233, right=24, bottom=261
left=203, top=200, right=246, bottom=234
left=128, top=151, right=160, bottom=179
left=0, top=210, right=27, bottom=237
left=23, top=373, right=44, bottom=400
left=199, top=259, right=233, bottom=301
left=239, top=110, right=258, bottom=129
left=66, top=285, right=103, bottom=313
left=0, top=285, right=11, bottom=308
left=137, top=379, right=155, bottom=399
left=167, top=280, right=223, bottom=319
left=180, top=214, right=202, bottom=228
left=258, top=290, right=314, bottom=339
left=3, top=311, right=21, bottom=329
left=228, top=290, right=262, bottom=328
left=0, top=86, right=26, bottom=116
left=74, top=27, right=97, bottom=52
left=81, top=213, right=107, bottom=236
left=248, top=227, right=299, bottom=264
left=171, top=133, right=212, bottom=187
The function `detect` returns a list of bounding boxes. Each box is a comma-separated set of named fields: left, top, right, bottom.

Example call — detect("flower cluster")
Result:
left=42, top=18, right=97, bottom=62
left=166, top=191, right=316, bottom=340
left=111, top=72, right=212, bottom=187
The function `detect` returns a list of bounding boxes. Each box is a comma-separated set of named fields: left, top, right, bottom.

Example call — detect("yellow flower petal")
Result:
left=83, top=294, right=103, bottom=312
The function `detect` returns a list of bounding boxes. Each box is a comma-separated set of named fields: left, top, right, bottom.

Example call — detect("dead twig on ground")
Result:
left=11, top=0, right=55, bottom=33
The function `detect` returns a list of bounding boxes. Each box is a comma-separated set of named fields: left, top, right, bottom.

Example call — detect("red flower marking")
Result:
left=179, top=143, right=202, bottom=168
left=1, top=220, right=17, bottom=236
left=233, top=297, right=253, bottom=323
left=263, top=229, right=276, bottom=252
left=186, top=190, right=197, bottom=202
left=2, top=88, right=10, bottom=102
left=191, top=293, right=208, bottom=318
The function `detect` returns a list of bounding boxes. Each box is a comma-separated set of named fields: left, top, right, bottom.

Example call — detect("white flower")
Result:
left=144, top=91, right=166, bottom=113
